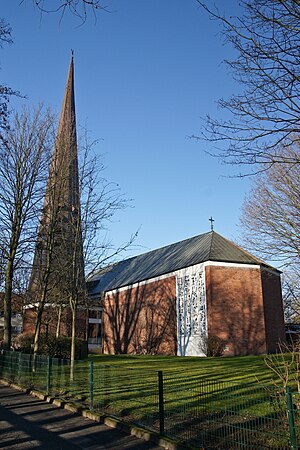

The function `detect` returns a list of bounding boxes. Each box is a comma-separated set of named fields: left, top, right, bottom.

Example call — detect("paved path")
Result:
left=0, top=384, right=164, bottom=449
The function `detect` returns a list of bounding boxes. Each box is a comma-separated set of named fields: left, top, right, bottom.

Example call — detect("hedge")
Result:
left=15, top=333, right=88, bottom=360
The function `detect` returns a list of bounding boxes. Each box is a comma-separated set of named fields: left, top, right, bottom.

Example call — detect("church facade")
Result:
left=22, top=58, right=285, bottom=356
left=87, top=231, right=285, bottom=356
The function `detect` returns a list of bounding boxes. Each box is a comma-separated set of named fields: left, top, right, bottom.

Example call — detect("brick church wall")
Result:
left=103, top=277, right=177, bottom=355
left=23, top=308, right=39, bottom=334
left=98, top=261, right=285, bottom=357
left=205, top=265, right=267, bottom=356
left=23, top=307, right=87, bottom=339
left=261, top=269, right=286, bottom=352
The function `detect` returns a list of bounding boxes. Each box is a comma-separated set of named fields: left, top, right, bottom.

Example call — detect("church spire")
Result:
left=29, top=56, right=85, bottom=306
left=57, top=54, right=76, bottom=141
left=51, top=54, right=79, bottom=210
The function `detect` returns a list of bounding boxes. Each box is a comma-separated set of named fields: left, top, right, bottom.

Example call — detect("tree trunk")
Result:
left=85, top=307, right=89, bottom=341
left=56, top=306, right=62, bottom=338
left=33, top=306, right=43, bottom=356
left=33, top=286, right=48, bottom=356
left=3, top=258, right=13, bottom=350
left=70, top=299, right=77, bottom=382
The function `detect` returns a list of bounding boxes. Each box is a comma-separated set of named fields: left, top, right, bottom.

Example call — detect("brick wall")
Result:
left=100, top=263, right=285, bottom=357
left=23, top=307, right=87, bottom=339
left=261, top=269, right=286, bottom=352
left=103, top=277, right=177, bottom=355
left=205, top=265, right=267, bottom=356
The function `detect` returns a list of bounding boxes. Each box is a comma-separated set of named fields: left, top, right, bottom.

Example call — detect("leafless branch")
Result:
left=194, top=1, right=300, bottom=174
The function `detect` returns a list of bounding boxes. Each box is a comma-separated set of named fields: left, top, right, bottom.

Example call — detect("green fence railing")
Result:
left=0, top=350, right=299, bottom=449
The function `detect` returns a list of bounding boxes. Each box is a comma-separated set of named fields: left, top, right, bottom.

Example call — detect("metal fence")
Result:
left=0, top=350, right=299, bottom=449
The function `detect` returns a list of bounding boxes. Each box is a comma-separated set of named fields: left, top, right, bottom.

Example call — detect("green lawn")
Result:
left=88, top=353, right=282, bottom=385
left=84, top=354, right=298, bottom=448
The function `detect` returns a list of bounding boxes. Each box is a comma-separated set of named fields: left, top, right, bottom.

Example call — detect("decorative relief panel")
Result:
left=176, top=264, right=207, bottom=356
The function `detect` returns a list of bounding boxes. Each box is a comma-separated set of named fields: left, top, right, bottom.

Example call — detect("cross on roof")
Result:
left=209, top=216, right=215, bottom=231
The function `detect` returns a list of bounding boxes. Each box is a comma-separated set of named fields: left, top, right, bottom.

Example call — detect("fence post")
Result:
left=286, top=386, right=297, bottom=450
left=46, top=356, right=52, bottom=395
left=89, top=361, right=94, bottom=410
left=158, top=370, right=165, bottom=435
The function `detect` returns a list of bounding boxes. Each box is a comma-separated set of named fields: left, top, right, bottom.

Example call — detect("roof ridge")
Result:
left=208, top=230, right=214, bottom=259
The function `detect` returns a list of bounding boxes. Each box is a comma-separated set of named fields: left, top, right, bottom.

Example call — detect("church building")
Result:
left=23, top=58, right=285, bottom=357
left=87, top=231, right=285, bottom=356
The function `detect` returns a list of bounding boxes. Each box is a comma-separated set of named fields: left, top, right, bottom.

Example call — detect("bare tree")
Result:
left=0, top=105, right=54, bottom=349
left=240, top=143, right=300, bottom=321
left=63, top=136, right=131, bottom=378
left=29, top=129, right=132, bottom=374
left=282, top=272, right=300, bottom=323
left=30, top=141, right=72, bottom=357
left=0, top=19, right=19, bottom=130
left=24, top=0, right=108, bottom=22
left=194, top=1, right=300, bottom=173
left=79, top=132, right=132, bottom=277
left=240, top=143, right=300, bottom=264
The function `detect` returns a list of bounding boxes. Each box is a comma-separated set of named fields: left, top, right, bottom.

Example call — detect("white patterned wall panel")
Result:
left=176, top=263, right=207, bottom=356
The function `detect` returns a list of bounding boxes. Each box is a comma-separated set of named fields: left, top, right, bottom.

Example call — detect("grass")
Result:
left=84, top=355, right=286, bottom=417
left=75, top=354, right=300, bottom=448
left=1, top=352, right=299, bottom=448
left=88, top=353, right=283, bottom=385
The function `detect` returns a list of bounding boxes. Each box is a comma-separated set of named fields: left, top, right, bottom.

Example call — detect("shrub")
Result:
left=15, top=332, right=34, bottom=354
left=14, top=333, right=87, bottom=359
left=200, top=334, right=226, bottom=357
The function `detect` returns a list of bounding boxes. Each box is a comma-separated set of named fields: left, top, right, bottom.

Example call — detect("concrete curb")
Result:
left=0, top=379, right=197, bottom=450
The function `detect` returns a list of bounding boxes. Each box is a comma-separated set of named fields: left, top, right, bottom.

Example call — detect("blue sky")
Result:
left=1, top=0, right=250, bottom=257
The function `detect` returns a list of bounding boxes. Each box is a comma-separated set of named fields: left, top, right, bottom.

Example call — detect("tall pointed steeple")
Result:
left=48, top=54, right=80, bottom=211
left=29, top=56, right=85, bottom=309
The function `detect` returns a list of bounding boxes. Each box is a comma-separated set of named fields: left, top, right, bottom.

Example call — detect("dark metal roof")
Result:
left=87, top=231, right=276, bottom=296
